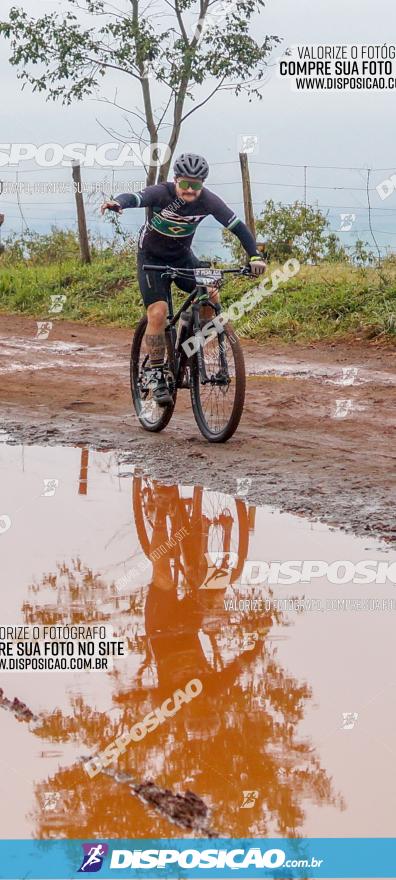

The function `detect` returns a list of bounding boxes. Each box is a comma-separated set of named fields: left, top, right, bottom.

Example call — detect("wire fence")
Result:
left=1, top=158, right=396, bottom=257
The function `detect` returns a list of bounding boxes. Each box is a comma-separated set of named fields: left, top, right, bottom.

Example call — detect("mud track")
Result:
left=1, top=314, right=395, bottom=546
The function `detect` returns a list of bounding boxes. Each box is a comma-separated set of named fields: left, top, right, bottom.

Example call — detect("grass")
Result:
left=1, top=253, right=395, bottom=344
left=224, top=262, right=396, bottom=343
left=0, top=255, right=143, bottom=326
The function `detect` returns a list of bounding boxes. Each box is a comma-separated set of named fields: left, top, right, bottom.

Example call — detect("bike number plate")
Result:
left=194, top=268, right=222, bottom=285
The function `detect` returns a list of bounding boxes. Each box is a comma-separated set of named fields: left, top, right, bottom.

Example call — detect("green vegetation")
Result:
left=0, top=228, right=395, bottom=343
left=224, top=200, right=345, bottom=263
left=220, top=262, right=396, bottom=342
left=223, top=199, right=376, bottom=266
left=0, top=227, right=142, bottom=325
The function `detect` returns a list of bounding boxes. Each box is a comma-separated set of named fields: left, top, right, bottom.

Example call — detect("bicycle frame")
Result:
left=168, top=283, right=224, bottom=386
left=142, top=264, right=242, bottom=387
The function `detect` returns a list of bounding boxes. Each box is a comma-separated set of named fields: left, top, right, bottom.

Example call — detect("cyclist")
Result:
left=101, top=153, right=266, bottom=405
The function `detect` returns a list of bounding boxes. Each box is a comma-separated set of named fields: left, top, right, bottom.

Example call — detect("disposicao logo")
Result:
left=78, top=843, right=109, bottom=873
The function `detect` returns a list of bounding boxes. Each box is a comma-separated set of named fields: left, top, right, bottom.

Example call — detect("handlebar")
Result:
left=142, top=264, right=252, bottom=275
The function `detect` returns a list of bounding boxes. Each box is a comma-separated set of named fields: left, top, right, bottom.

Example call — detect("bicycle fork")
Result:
left=191, top=298, right=229, bottom=386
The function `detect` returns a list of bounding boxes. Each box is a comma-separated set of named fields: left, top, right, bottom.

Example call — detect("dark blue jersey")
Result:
left=115, top=181, right=259, bottom=260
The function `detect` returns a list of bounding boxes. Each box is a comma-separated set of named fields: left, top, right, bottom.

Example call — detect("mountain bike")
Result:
left=130, top=265, right=250, bottom=442
left=132, top=475, right=250, bottom=591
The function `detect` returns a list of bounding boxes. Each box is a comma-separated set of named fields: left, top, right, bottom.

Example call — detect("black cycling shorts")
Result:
left=137, top=250, right=204, bottom=308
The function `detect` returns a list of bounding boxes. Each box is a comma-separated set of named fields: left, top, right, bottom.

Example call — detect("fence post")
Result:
left=239, top=152, right=256, bottom=239
left=78, top=447, right=89, bottom=496
left=72, top=161, right=91, bottom=264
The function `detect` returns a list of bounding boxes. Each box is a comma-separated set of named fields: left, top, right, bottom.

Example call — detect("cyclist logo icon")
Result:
left=240, top=790, right=259, bottom=809
left=199, top=551, right=238, bottom=590
left=78, top=843, right=109, bottom=873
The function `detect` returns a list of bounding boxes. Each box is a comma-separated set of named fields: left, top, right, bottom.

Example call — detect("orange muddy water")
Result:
left=1, top=443, right=396, bottom=841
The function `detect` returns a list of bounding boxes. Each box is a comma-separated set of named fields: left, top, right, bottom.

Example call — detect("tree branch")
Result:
left=95, top=116, right=147, bottom=154
left=173, top=0, right=188, bottom=45
left=95, top=95, right=147, bottom=124
left=180, top=74, right=226, bottom=123
left=69, top=0, right=130, bottom=20
left=85, top=55, right=142, bottom=80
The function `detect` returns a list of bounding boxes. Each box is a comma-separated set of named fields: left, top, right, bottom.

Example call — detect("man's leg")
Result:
left=137, top=253, right=170, bottom=365
left=199, top=286, right=220, bottom=323
left=173, top=252, right=220, bottom=323
left=145, top=300, right=168, bottom=366
left=137, top=253, right=173, bottom=406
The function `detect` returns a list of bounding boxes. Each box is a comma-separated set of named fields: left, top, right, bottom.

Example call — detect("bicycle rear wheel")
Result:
left=130, top=317, right=177, bottom=432
left=190, top=322, right=245, bottom=442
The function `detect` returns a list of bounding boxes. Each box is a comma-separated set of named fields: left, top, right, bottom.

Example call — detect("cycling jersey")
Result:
left=115, top=182, right=260, bottom=261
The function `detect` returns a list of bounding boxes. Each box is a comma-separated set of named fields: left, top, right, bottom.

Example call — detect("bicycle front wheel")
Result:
left=190, top=322, right=245, bottom=442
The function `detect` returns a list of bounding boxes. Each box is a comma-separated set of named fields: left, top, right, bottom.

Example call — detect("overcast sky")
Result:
left=2, top=0, right=396, bottom=253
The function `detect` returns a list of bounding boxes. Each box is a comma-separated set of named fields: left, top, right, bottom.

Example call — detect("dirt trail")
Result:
left=1, top=313, right=395, bottom=546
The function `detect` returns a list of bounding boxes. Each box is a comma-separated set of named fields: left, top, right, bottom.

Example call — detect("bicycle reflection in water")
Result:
left=132, top=476, right=251, bottom=688
left=128, top=476, right=342, bottom=836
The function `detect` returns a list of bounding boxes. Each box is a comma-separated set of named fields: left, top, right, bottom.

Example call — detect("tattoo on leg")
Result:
left=145, top=333, right=165, bottom=366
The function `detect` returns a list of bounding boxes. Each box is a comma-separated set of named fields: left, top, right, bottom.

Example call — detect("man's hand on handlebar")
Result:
left=100, top=200, right=123, bottom=216
left=249, top=257, right=267, bottom=276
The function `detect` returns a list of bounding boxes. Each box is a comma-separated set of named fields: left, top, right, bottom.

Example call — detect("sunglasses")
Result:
left=177, top=179, right=203, bottom=191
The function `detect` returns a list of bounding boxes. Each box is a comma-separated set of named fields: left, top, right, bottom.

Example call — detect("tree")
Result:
left=0, top=0, right=281, bottom=184
left=349, top=238, right=376, bottom=267
left=223, top=199, right=348, bottom=264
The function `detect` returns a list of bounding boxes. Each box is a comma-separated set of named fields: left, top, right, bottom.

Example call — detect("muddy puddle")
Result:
left=0, top=336, right=126, bottom=376
left=1, top=442, right=396, bottom=840
left=244, top=355, right=396, bottom=386
left=2, top=327, right=396, bottom=388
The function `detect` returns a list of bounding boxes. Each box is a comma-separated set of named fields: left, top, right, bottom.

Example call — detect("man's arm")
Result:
left=209, top=192, right=266, bottom=273
left=228, top=218, right=259, bottom=258
left=0, top=214, right=4, bottom=226
left=101, top=184, right=168, bottom=214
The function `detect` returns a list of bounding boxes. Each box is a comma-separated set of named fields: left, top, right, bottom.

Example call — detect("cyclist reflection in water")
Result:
left=143, top=484, right=213, bottom=691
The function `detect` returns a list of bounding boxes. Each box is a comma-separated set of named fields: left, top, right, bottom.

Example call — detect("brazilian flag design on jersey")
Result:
left=150, top=211, right=201, bottom=237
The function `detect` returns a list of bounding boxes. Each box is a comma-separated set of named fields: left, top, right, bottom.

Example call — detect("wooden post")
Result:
left=72, top=162, right=91, bottom=264
left=239, top=152, right=256, bottom=238
left=248, top=506, right=256, bottom=533
left=78, top=447, right=89, bottom=496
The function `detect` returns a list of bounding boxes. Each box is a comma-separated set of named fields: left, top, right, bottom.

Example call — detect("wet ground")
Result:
left=1, top=444, right=396, bottom=841
left=1, top=313, right=396, bottom=850
left=0, top=315, right=395, bottom=547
